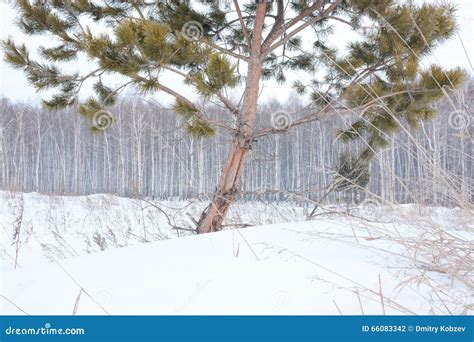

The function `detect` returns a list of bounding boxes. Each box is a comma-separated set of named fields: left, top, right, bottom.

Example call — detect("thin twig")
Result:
left=55, top=261, right=110, bottom=315
left=72, top=289, right=82, bottom=315
left=333, top=299, right=343, bottom=315
left=356, top=287, right=365, bottom=315
left=378, top=274, right=386, bottom=315
left=0, top=294, right=29, bottom=315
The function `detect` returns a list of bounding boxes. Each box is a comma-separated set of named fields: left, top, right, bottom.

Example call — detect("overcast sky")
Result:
left=0, top=0, right=472, bottom=106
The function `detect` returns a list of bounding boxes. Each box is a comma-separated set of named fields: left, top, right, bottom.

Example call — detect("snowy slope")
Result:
left=0, top=192, right=473, bottom=315
left=0, top=191, right=305, bottom=270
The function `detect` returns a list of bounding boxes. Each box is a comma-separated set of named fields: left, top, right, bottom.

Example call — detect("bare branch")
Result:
left=153, top=64, right=241, bottom=118
left=233, top=0, right=251, bottom=48
left=203, top=39, right=249, bottom=62
left=263, top=0, right=342, bottom=57
left=254, top=89, right=427, bottom=139
left=262, top=0, right=285, bottom=49
left=133, top=75, right=233, bottom=132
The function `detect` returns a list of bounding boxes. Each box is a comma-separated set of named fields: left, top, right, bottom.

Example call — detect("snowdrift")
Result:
left=0, top=192, right=472, bottom=315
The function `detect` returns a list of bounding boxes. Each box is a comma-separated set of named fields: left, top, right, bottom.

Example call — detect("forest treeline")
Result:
left=0, top=82, right=472, bottom=206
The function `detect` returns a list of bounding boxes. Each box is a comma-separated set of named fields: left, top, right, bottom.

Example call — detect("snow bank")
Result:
left=0, top=191, right=305, bottom=270
left=0, top=191, right=472, bottom=315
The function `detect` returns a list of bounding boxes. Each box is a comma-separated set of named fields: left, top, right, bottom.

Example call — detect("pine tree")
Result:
left=3, top=0, right=466, bottom=233
left=332, top=151, right=370, bottom=205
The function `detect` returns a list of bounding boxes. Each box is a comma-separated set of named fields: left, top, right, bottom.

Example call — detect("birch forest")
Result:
left=1, top=80, right=472, bottom=206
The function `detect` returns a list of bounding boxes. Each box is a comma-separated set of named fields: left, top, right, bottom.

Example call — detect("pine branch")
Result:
left=133, top=74, right=232, bottom=133
left=253, top=88, right=434, bottom=139
left=155, top=63, right=240, bottom=116
left=203, top=39, right=249, bottom=62
left=263, top=0, right=343, bottom=58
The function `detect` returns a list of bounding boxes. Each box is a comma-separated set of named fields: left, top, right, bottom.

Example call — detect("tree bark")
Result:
left=196, top=3, right=267, bottom=234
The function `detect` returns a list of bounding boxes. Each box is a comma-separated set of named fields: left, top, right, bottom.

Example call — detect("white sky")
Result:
left=0, top=0, right=472, bottom=106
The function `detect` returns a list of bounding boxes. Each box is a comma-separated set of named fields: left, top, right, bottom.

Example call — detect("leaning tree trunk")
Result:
left=197, top=4, right=267, bottom=234
left=196, top=58, right=262, bottom=234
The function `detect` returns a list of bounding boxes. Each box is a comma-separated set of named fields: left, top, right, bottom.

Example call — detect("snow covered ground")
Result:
left=0, top=191, right=472, bottom=315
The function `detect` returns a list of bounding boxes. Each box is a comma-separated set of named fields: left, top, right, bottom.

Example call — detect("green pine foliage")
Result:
left=191, top=54, right=239, bottom=96
left=78, top=97, right=102, bottom=119
left=185, top=116, right=216, bottom=137
left=2, top=0, right=466, bottom=146
left=333, top=152, right=370, bottom=192
left=2, top=0, right=238, bottom=136
left=173, top=98, right=216, bottom=137
left=322, top=1, right=466, bottom=158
